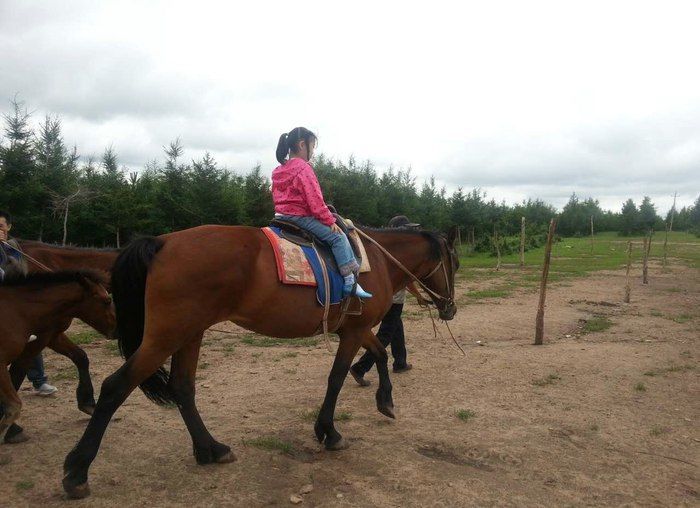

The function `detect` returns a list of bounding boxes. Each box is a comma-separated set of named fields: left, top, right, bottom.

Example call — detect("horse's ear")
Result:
left=447, top=225, right=459, bottom=249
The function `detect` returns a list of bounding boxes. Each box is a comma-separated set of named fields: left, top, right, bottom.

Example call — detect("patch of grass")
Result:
left=241, top=334, right=319, bottom=348
left=16, top=480, right=34, bottom=491
left=581, top=316, right=613, bottom=334
left=634, top=382, right=647, bottom=392
left=671, top=314, right=693, bottom=324
left=643, top=364, right=694, bottom=377
left=223, top=343, right=236, bottom=355
left=53, top=367, right=78, bottom=381
left=280, top=352, right=298, bottom=359
left=283, top=368, right=297, bottom=375
left=104, top=341, right=121, bottom=356
left=466, top=288, right=511, bottom=299
left=199, top=361, right=210, bottom=370
left=679, top=350, right=692, bottom=358
left=68, top=330, right=102, bottom=345
left=589, top=423, right=599, bottom=432
left=244, top=436, right=294, bottom=454
left=456, top=409, right=476, bottom=421
left=665, top=287, right=682, bottom=293
left=649, top=425, right=667, bottom=436
left=300, top=407, right=352, bottom=422
left=649, top=309, right=664, bottom=317
left=532, top=373, right=561, bottom=387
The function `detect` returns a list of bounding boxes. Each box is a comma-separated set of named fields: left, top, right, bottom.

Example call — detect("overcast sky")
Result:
left=1, top=0, right=699, bottom=214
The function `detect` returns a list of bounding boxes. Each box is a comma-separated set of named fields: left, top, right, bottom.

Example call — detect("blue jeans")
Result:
left=277, top=215, right=360, bottom=276
left=27, top=354, right=48, bottom=388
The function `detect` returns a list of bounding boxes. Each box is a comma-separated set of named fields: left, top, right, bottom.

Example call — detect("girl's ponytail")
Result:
left=276, top=133, right=290, bottom=164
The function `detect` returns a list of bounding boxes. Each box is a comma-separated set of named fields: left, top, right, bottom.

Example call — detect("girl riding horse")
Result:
left=272, top=127, right=372, bottom=298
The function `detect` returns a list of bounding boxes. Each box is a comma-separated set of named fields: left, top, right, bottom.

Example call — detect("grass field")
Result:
left=458, top=231, right=700, bottom=276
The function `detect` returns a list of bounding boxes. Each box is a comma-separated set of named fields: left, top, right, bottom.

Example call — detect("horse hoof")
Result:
left=4, top=431, right=29, bottom=444
left=314, top=422, right=325, bottom=443
left=216, top=451, right=237, bottom=464
left=378, top=405, right=396, bottom=419
left=326, top=437, right=350, bottom=451
left=78, top=405, right=95, bottom=416
left=63, top=479, right=91, bottom=499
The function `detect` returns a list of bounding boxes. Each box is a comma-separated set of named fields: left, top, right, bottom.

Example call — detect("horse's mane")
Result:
left=17, top=239, right=119, bottom=253
left=359, top=226, right=444, bottom=260
left=0, top=270, right=108, bottom=288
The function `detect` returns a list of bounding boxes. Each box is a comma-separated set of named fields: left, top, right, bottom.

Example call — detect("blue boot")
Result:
left=344, top=283, right=373, bottom=299
left=343, top=274, right=373, bottom=299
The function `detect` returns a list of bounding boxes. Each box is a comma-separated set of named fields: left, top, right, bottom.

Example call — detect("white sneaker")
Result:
left=34, top=383, right=58, bottom=396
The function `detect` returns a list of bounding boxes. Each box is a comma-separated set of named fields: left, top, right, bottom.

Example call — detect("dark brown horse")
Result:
left=0, top=271, right=115, bottom=443
left=18, top=240, right=119, bottom=275
left=62, top=225, right=459, bottom=498
left=4, top=241, right=120, bottom=439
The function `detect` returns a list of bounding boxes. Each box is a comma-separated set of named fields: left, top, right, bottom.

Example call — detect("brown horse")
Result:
left=4, top=241, right=120, bottom=438
left=62, top=225, right=459, bottom=498
left=18, top=240, right=119, bottom=275
left=0, top=271, right=115, bottom=443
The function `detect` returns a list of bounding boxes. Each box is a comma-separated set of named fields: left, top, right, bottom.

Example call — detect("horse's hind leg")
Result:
left=0, top=365, right=22, bottom=441
left=168, top=335, right=235, bottom=465
left=314, top=330, right=364, bottom=450
left=62, top=343, right=178, bottom=499
left=48, top=333, right=96, bottom=415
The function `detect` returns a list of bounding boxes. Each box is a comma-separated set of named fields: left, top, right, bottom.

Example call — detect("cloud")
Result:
left=1, top=0, right=699, bottom=214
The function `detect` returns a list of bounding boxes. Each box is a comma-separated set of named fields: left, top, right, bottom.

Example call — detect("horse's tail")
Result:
left=111, top=236, right=174, bottom=405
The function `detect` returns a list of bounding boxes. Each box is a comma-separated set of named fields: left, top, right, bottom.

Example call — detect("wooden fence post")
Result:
left=519, top=216, right=526, bottom=268
left=642, top=231, right=652, bottom=284
left=493, top=224, right=501, bottom=271
left=662, top=223, right=669, bottom=268
left=590, top=215, right=594, bottom=255
left=624, top=241, right=632, bottom=303
left=534, top=218, right=557, bottom=345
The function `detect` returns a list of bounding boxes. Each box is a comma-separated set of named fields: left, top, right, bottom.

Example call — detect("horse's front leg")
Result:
left=314, top=330, right=364, bottom=450
left=2, top=363, right=30, bottom=443
left=48, top=332, right=96, bottom=415
left=363, top=332, right=395, bottom=419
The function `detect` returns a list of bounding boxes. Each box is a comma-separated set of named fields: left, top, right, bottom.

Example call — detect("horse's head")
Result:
left=421, top=225, right=460, bottom=320
left=76, top=272, right=116, bottom=338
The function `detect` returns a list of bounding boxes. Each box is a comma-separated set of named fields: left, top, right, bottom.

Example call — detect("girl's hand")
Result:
left=330, top=223, right=342, bottom=234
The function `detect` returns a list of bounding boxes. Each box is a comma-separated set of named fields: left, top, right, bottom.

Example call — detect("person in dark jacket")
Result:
left=349, top=215, right=426, bottom=386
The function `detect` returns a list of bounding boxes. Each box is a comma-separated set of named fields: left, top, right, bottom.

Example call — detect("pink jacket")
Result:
left=271, top=158, right=336, bottom=226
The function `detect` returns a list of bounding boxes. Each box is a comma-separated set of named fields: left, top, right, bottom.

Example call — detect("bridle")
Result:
left=354, top=228, right=464, bottom=355
left=354, top=229, right=455, bottom=309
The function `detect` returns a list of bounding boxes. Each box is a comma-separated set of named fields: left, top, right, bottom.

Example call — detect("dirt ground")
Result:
left=2, top=261, right=698, bottom=507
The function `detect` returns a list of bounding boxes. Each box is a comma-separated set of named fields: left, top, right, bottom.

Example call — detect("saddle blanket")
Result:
left=262, top=226, right=370, bottom=305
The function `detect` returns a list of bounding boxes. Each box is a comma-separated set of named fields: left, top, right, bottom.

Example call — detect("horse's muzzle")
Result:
left=439, top=302, right=457, bottom=321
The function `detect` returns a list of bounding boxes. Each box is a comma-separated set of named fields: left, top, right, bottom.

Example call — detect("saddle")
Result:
left=269, top=214, right=366, bottom=274
left=264, top=213, right=369, bottom=344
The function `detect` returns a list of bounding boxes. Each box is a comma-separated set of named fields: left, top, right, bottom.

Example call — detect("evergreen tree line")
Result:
left=1, top=99, right=699, bottom=249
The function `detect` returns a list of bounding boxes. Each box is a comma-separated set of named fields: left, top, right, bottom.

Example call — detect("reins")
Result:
left=354, top=228, right=465, bottom=356
left=1, top=240, right=54, bottom=272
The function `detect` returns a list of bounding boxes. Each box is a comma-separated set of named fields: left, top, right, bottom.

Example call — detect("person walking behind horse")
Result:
left=0, top=210, right=58, bottom=396
left=349, top=215, right=426, bottom=386
left=272, top=127, right=371, bottom=298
